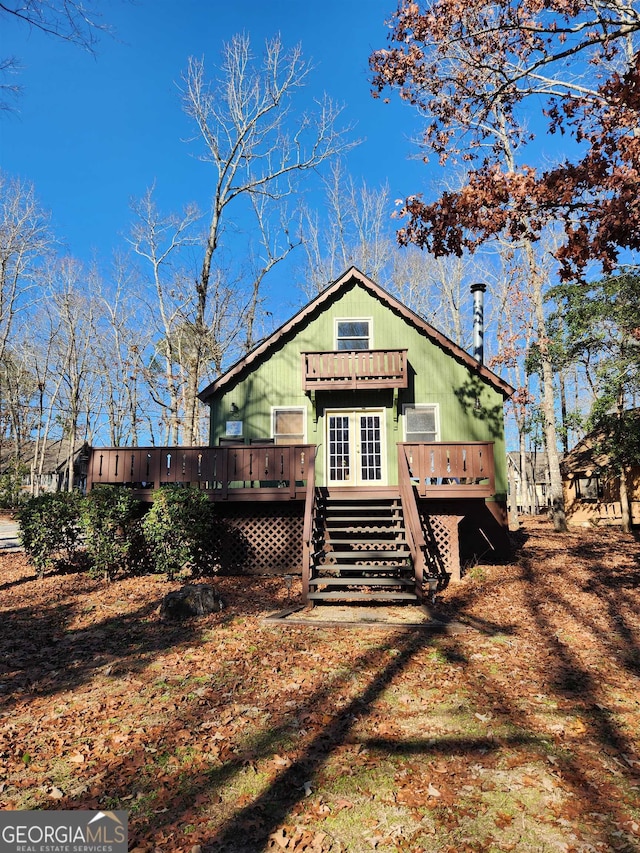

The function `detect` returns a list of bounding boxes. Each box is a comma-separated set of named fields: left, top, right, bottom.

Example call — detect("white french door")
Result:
left=326, top=409, right=386, bottom=486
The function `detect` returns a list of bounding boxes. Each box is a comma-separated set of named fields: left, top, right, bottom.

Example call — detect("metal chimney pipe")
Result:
left=470, top=282, right=487, bottom=363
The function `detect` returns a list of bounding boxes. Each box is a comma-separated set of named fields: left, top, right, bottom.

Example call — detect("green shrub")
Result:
left=142, top=486, right=221, bottom=580
left=82, top=486, right=147, bottom=582
left=17, top=491, right=85, bottom=578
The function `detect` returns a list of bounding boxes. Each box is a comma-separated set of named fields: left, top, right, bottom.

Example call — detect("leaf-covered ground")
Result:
left=1, top=516, right=639, bottom=853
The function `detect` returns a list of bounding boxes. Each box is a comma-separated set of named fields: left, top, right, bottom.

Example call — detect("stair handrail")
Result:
left=398, top=444, right=427, bottom=601
left=301, top=447, right=318, bottom=601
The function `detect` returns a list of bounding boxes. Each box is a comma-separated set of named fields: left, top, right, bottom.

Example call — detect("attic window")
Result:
left=336, top=319, right=371, bottom=351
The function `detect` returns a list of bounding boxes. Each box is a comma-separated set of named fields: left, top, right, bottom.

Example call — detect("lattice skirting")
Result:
left=417, top=498, right=511, bottom=580
left=418, top=505, right=463, bottom=582
left=214, top=504, right=304, bottom=574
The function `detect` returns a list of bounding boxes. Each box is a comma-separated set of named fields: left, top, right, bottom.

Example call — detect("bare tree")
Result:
left=300, top=162, right=395, bottom=296
left=179, top=33, right=355, bottom=443
left=0, top=0, right=112, bottom=48
left=0, top=171, right=50, bottom=365
left=391, top=249, right=489, bottom=349
left=46, top=259, right=100, bottom=490
left=1, top=0, right=114, bottom=110
left=373, top=11, right=570, bottom=530
left=129, top=189, right=238, bottom=444
left=91, top=256, right=151, bottom=446
left=242, top=193, right=301, bottom=353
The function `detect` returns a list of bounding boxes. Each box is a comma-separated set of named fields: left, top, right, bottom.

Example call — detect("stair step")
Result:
left=317, top=565, right=413, bottom=575
left=325, top=512, right=400, bottom=518
left=307, top=591, right=419, bottom=602
left=325, top=519, right=404, bottom=533
left=325, top=498, right=400, bottom=510
left=324, top=549, right=409, bottom=558
left=310, top=576, right=414, bottom=588
left=324, top=536, right=407, bottom=553
left=309, top=492, right=418, bottom=605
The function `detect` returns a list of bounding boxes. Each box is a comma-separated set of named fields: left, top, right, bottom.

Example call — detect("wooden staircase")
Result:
left=307, top=493, right=419, bottom=604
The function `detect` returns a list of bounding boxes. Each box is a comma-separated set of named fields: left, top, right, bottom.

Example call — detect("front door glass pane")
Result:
left=329, top=415, right=350, bottom=481
left=359, top=414, right=382, bottom=481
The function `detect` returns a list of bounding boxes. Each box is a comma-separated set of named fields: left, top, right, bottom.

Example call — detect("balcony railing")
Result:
left=86, top=444, right=315, bottom=500
left=399, top=441, right=495, bottom=498
left=302, top=349, right=408, bottom=391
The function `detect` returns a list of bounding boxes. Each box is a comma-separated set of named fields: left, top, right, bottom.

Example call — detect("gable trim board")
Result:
left=199, top=267, right=515, bottom=402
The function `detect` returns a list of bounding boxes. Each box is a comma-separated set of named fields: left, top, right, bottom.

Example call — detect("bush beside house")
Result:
left=17, top=486, right=225, bottom=582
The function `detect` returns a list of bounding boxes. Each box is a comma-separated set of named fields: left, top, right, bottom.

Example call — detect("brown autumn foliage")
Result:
left=1, top=515, right=639, bottom=852
left=370, top=0, right=640, bottom=278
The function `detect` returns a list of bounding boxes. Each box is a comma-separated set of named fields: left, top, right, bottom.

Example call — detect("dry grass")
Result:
left=1, top=516, right=639, bottom=852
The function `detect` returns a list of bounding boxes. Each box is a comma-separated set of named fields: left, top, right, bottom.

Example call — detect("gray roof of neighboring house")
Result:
left=507, top=451, right=552, bottom=482
left=561, top=410, right=640, bottom=476
left=0, top=439, right=89, bottom=475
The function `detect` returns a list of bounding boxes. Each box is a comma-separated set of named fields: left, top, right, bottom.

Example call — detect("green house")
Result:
left=88, top=267, right=514, bottom=602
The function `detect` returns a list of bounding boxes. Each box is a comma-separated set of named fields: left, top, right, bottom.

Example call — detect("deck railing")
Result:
left=397, top=444, right=427, bottom=600
left=86, top=444, right=315, bottom=500
left=302, top=349, right=408, bottom=390
left=87, top=441, right=496, bottom=501
left=399, top=441, right=495, bottom=498
left=301, top=451, right=318, bottom=601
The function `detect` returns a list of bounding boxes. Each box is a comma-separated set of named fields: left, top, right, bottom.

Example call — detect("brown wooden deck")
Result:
left=86, top=444, right=315, bottom=501
left=86, top=441, right=495, bottom=502
left=86, top=441, right=500, bottom=599
left=302, top=349, right=408, bottom=390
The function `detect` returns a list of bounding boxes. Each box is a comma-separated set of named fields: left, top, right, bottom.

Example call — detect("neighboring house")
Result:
left=561, top=426, right=640, bottom=527
left=0, top=439, right=89, bottom=496
left=87, top=267, right=515, bottom=603
left=507, top=451, right=552, bottom=515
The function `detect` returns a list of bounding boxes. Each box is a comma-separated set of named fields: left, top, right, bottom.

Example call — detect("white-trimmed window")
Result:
left=335, top=318, right=371, bottom=351
left=272, top=407, right=306, bottom=444
left=403, top=404, right=439, bottom=443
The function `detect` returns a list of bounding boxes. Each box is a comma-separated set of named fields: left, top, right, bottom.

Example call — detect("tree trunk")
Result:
left=619, top=466, right=632, bottom=534
left=559, top=371, right=569, bottom=454
left=529, top=245, right=567, bottom=532
left=519, top=435, right=529, bottom=515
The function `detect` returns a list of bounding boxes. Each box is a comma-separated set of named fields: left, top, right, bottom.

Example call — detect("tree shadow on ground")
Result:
left=3, top=520, right=640, bottom=853
left=103, top=603, right=640, bottom=853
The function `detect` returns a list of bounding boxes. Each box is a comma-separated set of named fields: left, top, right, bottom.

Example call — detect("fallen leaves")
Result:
left=0, top=518, right=639, bottom=853
left=268, top=825, right=342, bottom=852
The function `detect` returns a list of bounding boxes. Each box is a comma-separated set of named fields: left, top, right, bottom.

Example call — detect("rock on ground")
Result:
left=159, top=583, right=223, bottom=620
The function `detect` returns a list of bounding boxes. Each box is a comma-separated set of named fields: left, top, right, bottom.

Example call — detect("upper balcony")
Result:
left=302, top=349, right=408, bottom=391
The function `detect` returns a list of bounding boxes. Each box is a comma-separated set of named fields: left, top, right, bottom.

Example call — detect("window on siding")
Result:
left=336, top=319, right=370, bottom=350
left=404, top=404, right=439, bottom=442
left=273, top=408, right=306, bottom=444
left=574, top=476, right=602, bottom=501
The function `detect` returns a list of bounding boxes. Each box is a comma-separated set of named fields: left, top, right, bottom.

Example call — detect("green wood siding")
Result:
left=208, top=282, right=508, bottom=495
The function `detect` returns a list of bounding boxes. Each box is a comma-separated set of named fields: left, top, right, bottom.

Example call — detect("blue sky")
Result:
left=1, top=0, right=429, bottom=268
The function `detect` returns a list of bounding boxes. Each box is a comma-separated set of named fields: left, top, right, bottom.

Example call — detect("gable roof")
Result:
left=199, top=266, right=515, bottom=401
left=0, top=439, right=90, bottom=475
left=561, top=409, right=640, bottom=476
left=507, top=451, right=553, bottom=482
